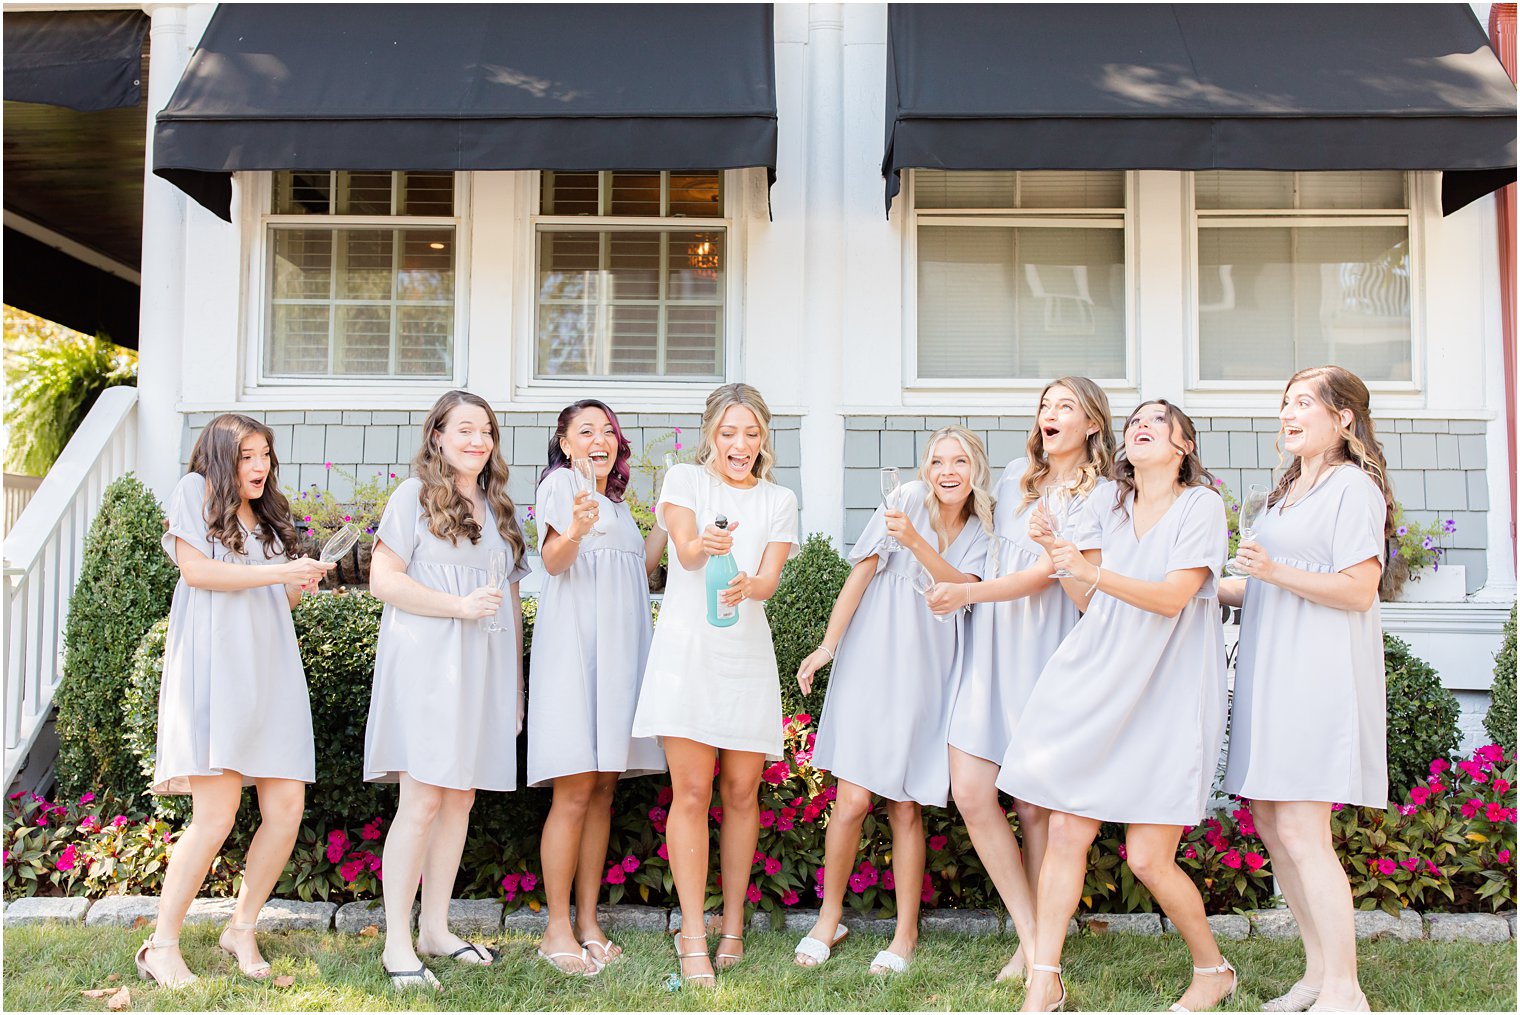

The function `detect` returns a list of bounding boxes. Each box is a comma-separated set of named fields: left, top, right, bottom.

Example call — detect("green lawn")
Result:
left=2, top=923, right=1514, bottom=1012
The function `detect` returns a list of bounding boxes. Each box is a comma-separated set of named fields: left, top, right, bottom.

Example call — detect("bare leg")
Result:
left=1024, top=811, right=1101, bottom=1012
left=1262, top=801, right=1363, bottom=1009
left=664, top=737, right=717, bottom=986
left=795, top=780, right=872, bottom=966
left=874, top=799, right=924, bottom=971
left=573, top=773, right=623, bottom=963
left=1253, top=801, right=1325, bottom=998
left=415, top=786, right=485, bottom=962
left=538, top=772, right=597, bottom=972
left=147, top=772, right=244, bottom=985
left=715, top=749, right=765, bottom=967
left=1127, top=824, right=1233, bottom=1012
left=220, top=777, right=305, bottom=975
left=379, top=775, right=444, bottom=971
left=951, top=748, right=1037, bottom=980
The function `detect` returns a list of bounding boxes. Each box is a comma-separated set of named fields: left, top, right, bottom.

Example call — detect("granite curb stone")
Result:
left=1246, top=909, right=1301, bottom=939
left=85, top=896, right=160, bottom=927
left=1162, top=914, right=1250, bottom=941
left=921, top=909, right=1000, bottom=935
left=4, top=896, right=90, bottom=925
left=1079, top=913, right=1163, bottom=936
left=447, top=899, right=504, bottom=935
left=1423, top=912, right=1511, bottom=942
left=1352, top=908, right=1423, bottom=941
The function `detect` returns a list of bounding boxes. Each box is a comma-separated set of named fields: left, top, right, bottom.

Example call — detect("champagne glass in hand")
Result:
left=1225, top=484, right=1271, bottom=577
left=483, top=549, right=510, bottom=633
left=880, top=468, right=903, bottom=552
left=313, top=523, right=360, bottom=586
left=571, top=457, right=603, bottom=536
left=911, top=566, right=954, bottom=623
left=1042, top=485, right=1074, bottom=578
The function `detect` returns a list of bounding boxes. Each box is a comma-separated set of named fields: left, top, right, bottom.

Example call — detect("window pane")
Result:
left=398, top=229, right=455, bottom=301
left=915, top=170, right=1123, bottom=210
left=609, top=172, right=661, bottom=216
left=536, top=227, right=723, bottom=379
left=917, top=225, right=1125, bottom=379
left=336, top=305, right=392, bottom=374
left=541, top=171, right=600, bottom=215
left=336, top=171, right=394, bottom=215
left=1197, top=226, right=1411, bottom=382
left=668, top=173, right=722, bottom=217
left=338, top=230, right=394, bottom=300
left=1196, top=170, right=1405, bottom=210
left=399, top=172, right=454, bottom=216
left=272, top=230, right=332, bottom=299
left=272, top=172, right=332, bottom=214
left=398, top=306, right=453, bottom=376
left=267, top=304, right=329, bottom=374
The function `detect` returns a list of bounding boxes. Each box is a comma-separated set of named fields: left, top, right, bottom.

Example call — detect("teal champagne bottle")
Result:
left=705, top=515, right=740, bottom=628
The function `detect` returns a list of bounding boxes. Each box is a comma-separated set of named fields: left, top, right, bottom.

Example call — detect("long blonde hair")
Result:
left=918, top=426, right=997, bottom=561
left=1020, top=376, right=1116, bottom=507
left=411, top=390, right=528, bottom=562
left=1270, top=365, right=1394, bottom=539
left=695, top=383, right=777, bottom=484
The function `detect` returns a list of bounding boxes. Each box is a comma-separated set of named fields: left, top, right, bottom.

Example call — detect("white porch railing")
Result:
left=3, top=474, right=43, bottom=535
left=3, top=386, right=139, bottom=789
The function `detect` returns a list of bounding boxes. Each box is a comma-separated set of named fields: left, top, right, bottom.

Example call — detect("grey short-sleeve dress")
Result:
left=364, top=478, right=530, bottom=791
left=1222, top=466, right=1389, bottom=807
left=948, top=459, right=1110, bottom=764
left=997, top=484, right=1228, bottom=826
left=811, top=481, right=990, bottom=807
left=630, top=464, right=800, bottom=759
left=153, top=472, right=315, bottom=794
left=526, top=467, right=666, bottom=787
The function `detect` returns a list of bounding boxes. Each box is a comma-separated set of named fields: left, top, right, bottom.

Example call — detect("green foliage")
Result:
left=1384, top=633, right=1462, bottom=799
left=54, top=476, right=179, bottom=806
left=1484, top=605, right=1517, bottom=753
left=2, top=307, right=136, bottom=476
left=286, top=465, right=402, bottom=547
left=767, top=533, right=852, bottom=717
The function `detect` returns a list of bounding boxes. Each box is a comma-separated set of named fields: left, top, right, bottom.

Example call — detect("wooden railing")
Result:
left=3, top=387, right=139, bottom=789
left=3, top=474, right=43, bottom=535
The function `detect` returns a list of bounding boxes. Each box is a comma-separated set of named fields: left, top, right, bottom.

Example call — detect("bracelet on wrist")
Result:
left=819, top=643, right=835, bottom=661
left=1085, top=566, right=1102, bottom=597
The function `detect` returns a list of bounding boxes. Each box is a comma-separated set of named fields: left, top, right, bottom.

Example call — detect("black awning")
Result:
left=3, top=10, right=149, bottom=112
left=883, top=4, right=1517, bottom=216
left=153, top=3, right=777, bottom=220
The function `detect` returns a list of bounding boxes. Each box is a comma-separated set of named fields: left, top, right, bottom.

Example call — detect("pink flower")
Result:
left=648, top=806, right=668, bottom=834
left=1184, top=846, right=1198, bottom=859
left=920, top=872, right=934, bottom=904
left=1222, top=850, right=1242, bottom=869
left=361, top=817, right=384, bottom=841
left=759, top=809, right=776, bottom=828
left=777, top=815, right=795, bottom=831
left=326, top=829, right=349, bottom=863
left=753, top=849, right=766, bottom=865
left=1425, top=859, right=1442, bottom=877
left=709, top=807, right=724, bottom=824
left=56, top=844, right=78, bottom=872
left=802, top=803, right=822, bottom=823
left=622, top=855, right=640, bottom=873
left=1410, top=786, right=1431, bottom=805
left=80, top=815, right=100, bottom=832
left=781, top=889, right=800, bottom=906
left=324, top=461, right=333, bottom=470
left=928, top=835, right=949, bottom=852
left=657, top=786, right=674, bottom=806
left=1331, top=803, right=1345, bottom=811
left=746, top=884, right=761, bottom=903
left=1461, top=798, right=1483, bottom=819
left=1244, top=852, right=1266, bottom=872
left=1430, top=757, right=1451, bottom=776
left=1375, top=858, right=1397, bottom=876
left=163, top=830, right=172, bottom=843
left=814, top=866, right=827, bottom=884
left=502, top=873, right=521, bottom=893
left=1458, top=760, right=1489, bottom=784
left=604, top=865, right=626, bottom=885
left=1475, top=744, right=1506, bottom=766
left=764, top=856, right=782, bottom=876
left=1397, top=804, right=1417, bottom=816
left=657, top=843, right=669, bottom=861
left=762, top=762, right=791, bottom=785
left=849, top=873, right=868, bottom=894
left=1485, top=802, right=1508, bottom=823
left=793, top=712, right=813, bottom=727
left=112, top=816, right=129, bottom=828
left=1494, top=779, right=1511, bottom=795
left=521, top=873, right=538, bottom=891
left=339, top=859, right=364, bottom=883
left=881, top=870, right=896, bottom=891
left=1400, top=857, right=1421, bottom=871
left=366, top=853, right=382, bottom=873
left=1428, top=779, right=1447, bottom=794
left=1231, top=805, right=1256, bottom=838
left=1117, top=844, right=1128, bottom=860
left=1498, top=849, right=1512, bottom=865
left=78, top=792, right=95, bottom=805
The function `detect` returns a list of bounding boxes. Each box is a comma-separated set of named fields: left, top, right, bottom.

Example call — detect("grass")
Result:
left=1, top=924, right=1514, bottom=1012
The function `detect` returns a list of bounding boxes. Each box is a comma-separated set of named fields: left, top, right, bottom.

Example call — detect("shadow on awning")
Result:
left=3, top=9, right=148, bottom=112
left=882, top=4, right=1518, bottom=216
left=153, top=3, right=779, bottom=221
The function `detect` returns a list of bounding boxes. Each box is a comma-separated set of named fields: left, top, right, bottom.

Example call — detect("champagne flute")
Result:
left=571, top=457, right=603, bottom=536
left=1043, top=485, right=1074, bottom=578
left=880, top=468, right=903, bottom=553
left=483, top=549, right=510, bottom=633
left=911, top=566, right=954, bottom=623
left=1225, top=484, right=1272, bottom=577
left=315, top=522, right=360, bottom=586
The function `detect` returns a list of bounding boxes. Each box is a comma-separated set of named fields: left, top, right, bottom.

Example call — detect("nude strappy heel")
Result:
left=1169, top=957, right=1239, bottom=1012
left=135, top=934, right=198, bottom=989
left=1031, top=963, right=1067, bottom=1012
left=674, top=931, right=715, bottom=988
left=714, top=932, right=745, bottom=970
left=218, top=920, right=272, bottom=980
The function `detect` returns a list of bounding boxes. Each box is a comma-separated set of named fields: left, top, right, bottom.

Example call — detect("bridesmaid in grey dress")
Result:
left=928, top=377, right=1116, bottom=983
left=529, top=400, right=668, bottom=975
left=1220, top=366, right=1391, bottom=1014
left=365, top=391, right=530, bottom=990
left=138, top=414, right=332, bottom=989
left=999, top=401, right=1237, bottom=1014
left=794, top=427, right=993, bottom=976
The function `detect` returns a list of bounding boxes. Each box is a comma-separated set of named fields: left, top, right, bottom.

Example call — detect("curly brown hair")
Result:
left=1112, top=400, right=1217, bottom=521
left=411, top=390, right=527, bottom=563
left=186, top=414, right=297, bottom=559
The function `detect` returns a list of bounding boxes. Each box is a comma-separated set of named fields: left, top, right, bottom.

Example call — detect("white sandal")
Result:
left=868, top=948, right=910, bottom=975
left=1264, top=982, right=1322, bottom=1012
left=1031, top=963, right=1067, bottom=1012
left=134, top=934, right=198, bottom=990
left=793, top=924, right=849, bottom=967
left=536, top=946, right=599, bottom=977
left=218, top=920, right=272, bottom=980
left=1169, top=957, right=1239, bottom=1012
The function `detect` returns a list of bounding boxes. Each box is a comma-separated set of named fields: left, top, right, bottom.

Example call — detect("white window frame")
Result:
left=901, top=168, right=1137, bottom=395
left=1186, top=170, right=1426, bottom=396
left=513, top=169, right=749, bottom=397
left=239, top=171, right=472, bottom=395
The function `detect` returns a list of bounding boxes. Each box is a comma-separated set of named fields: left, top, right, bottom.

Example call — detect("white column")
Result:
left=136, top=3, right=193, bottom=499
left=798, top=3, right=846, bottom=543
left=1478, top=193, right=1517, bottom=601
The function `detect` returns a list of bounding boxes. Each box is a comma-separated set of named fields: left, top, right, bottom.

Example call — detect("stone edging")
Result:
left=3, top=897, right=1515, bottom=944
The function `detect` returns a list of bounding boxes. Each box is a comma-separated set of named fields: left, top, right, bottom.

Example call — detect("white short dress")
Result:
left=811, top=481, right=990, bottom=806
left=997, top=484, right=1229, bottom=826
left=630, top=464, right=799, bottom=759
left=948, top=459, right=1109, bottom=765
left=526, top=467, right=666, bottom=787
left=1222, top=466, right=1389, bottom=808
left=153, top=472, right=315, bottom=794
left=363, top=478, right=530, bottom=792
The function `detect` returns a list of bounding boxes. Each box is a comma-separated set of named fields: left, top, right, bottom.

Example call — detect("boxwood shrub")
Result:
left=1484, top=604, right=1516, bottom=753
left=768, top=532, right=852, bottom=717
left=1384, top=632, right=1461, bottom=798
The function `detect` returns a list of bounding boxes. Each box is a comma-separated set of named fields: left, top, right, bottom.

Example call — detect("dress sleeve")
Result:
left=534, top=468, right=575, bottom=550
left=505, top=517, right=533, bottom=584
left=1168, top=488, right=1228, bottom=598
left=162, top=473, right=214, bottom=562
left=1068, top=481, right=1112, bottom=552
left=375, top=480, right=422, bottom=567
left=768, top=483, right=801, bottom=561
left=849, top=480, right=928, bottom=569
left=959, top=525, right=991, bottom=580
left=1331, top=471, right=1388, bottom=573
left=655, top=463, right=702, bottom=532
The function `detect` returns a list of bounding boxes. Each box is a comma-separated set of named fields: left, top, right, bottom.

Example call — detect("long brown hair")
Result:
left=1112, top=400, right=1217, bottom=520
left=186, top=413, right=297, bottom=559
left=411, top=390, right=528, bottom=562
left=1269, top=366, right=1394, bottom=538
left=695, top=383, right=777, bottom=483
left=918, top=426, right=997, bottom=555
left=1020, top=376, right=1116, bottom=506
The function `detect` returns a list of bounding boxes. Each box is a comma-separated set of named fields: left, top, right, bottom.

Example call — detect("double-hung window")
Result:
left=263, top=171, right=459, bottom=381
left=911, top=170, right=1129, bottom=385
left=535, top=171, right=727, bottom=381
left=1194, top=171, right=1413, bottom=385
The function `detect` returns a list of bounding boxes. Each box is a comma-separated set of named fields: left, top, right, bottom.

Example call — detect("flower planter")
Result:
left=1396, top=564, right=1467, bottom=603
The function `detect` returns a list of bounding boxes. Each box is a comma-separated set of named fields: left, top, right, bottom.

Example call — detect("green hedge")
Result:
left=1484, top=605, right=1516, bottom=753
left=54, top=475, right=179, bottom=806
left=768, top=533, right=852, bottom=717
left=1384, top=632, right=1462, bottom=798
